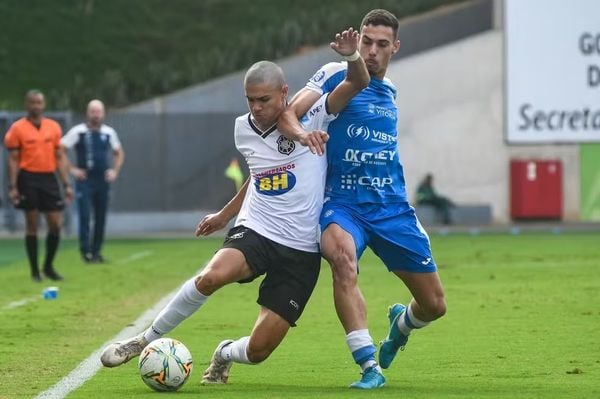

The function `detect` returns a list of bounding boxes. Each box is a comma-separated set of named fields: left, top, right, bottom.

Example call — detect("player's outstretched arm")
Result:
left=327, top=27, right=370, bottom=114
left=278, top=88, right=328, bottom=155
left=278, top=27, right=368, bottom=155
left=196, top=177, right=250, bottom=236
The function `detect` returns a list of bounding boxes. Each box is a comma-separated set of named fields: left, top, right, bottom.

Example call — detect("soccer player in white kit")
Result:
left=100, top=28, right=369, bottom=386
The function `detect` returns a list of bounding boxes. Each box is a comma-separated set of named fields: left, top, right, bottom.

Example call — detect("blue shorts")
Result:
left=320, top=201, right=437, bottom=273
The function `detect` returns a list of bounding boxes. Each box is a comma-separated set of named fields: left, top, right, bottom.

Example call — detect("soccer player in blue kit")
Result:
left=279, top=9, right=447, bottom=389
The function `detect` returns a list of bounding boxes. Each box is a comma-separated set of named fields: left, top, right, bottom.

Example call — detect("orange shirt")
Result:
left=4, top=117, right=62, bottom=173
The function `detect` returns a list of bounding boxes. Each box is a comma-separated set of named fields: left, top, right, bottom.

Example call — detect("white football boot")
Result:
left=100, top=333, right=149, bottom=367
left=201, top=339, right=234, bottom=384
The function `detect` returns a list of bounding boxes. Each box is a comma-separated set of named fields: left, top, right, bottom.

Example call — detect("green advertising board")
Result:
left=580, top=144, right=600, bottom=221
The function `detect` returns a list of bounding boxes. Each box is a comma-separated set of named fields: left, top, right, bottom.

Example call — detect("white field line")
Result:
left=115, top=250, right=154, bottom=265
left=3, top=295, right=40, bottom=310
left=34, top=265, right=202, bottom=399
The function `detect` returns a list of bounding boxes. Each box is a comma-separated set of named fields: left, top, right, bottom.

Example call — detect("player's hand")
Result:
left=64, top=186, right=74, bottom=204
left=71, top=167, right=87, bottom=181
left=299, top=130, right=329, bottom=156
left=195, top=212, right=229, bottom=237
left=105, top=168, right=118, bottom=182
left=330, top=27, right=360, bottom=57
left=9, top=187, right=20, bottom=206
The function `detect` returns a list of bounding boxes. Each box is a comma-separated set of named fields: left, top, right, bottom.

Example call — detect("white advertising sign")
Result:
left=505, top=0, right=600, bottom=143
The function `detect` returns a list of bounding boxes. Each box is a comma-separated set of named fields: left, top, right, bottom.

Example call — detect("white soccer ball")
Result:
left=138, top=337, right=193, bottom=392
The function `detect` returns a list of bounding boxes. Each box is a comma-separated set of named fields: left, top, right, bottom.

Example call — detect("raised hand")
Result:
left=330, top=27, right=360, bottom=57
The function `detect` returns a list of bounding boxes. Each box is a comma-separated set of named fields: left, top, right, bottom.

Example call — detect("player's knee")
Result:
left=423, top=297, right=446, bottom=320
left=325, top=249, right=356, bottom=280
left=194, top=272, right=224, bottom=296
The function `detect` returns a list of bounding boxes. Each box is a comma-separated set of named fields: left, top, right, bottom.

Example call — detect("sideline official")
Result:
left=4, top=90, right=73, bottom=281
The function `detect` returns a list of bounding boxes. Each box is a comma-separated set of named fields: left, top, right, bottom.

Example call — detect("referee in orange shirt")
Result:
left=4, top=90, right=73, bottom=281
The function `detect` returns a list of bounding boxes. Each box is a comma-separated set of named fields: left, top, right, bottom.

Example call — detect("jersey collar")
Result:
left=248, top=114, right=277, bottom=139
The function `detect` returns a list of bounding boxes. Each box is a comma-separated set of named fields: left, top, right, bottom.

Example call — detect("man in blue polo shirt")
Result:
left=62, top=99, right=125, bottom=263
left=279, top=9, right=447, bottom=389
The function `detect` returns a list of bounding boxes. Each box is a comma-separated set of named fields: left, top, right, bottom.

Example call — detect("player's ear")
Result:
left=392, top=39, right=401, bottom=54
left=281, top=84, right=289, bottom=100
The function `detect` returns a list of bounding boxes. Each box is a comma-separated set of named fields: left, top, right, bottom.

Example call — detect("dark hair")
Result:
left=361, top=9, right=399, bottom=40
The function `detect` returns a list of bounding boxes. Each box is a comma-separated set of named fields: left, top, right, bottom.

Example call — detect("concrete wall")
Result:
left=391, top=30, right=579, bottom=223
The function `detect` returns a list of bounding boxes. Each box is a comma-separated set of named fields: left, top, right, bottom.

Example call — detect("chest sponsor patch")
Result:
left=255, top=171, right=296, bottom=196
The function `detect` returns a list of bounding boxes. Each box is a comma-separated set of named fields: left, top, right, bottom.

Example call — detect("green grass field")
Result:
left=1, top=233, right=599, bottom=398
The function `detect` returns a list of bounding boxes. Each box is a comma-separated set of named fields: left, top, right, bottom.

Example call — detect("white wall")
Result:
left=390, top=30, right=580, bottom=223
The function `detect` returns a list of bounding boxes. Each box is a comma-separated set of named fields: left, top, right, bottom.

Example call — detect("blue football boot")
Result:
left=349, top=366, right=386, bottom=389
left=379, top=303, right=409, bottom=369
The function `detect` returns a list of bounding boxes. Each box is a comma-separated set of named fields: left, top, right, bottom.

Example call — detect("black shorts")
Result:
left=16, top=170, right=64, bottom=211
left=222, top=225, right=321, bottom=327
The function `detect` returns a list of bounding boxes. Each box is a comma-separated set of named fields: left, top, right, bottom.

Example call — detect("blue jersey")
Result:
left=61, top=123, right=122, bottom=178
left=306, top=62, right=406, bottom=204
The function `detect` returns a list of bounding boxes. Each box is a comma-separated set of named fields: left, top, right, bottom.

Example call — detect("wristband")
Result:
left=343, top=51, right=360, bottom=62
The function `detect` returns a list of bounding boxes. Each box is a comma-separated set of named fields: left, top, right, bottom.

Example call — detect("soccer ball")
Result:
left=138, top=337, right=193, bottom=392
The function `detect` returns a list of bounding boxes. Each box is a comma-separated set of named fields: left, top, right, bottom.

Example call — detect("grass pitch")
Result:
left=1, top=233, right=599, bottom=398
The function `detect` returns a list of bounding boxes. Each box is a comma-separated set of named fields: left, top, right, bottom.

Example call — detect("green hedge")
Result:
left=0, top=0, right=462, bottom=110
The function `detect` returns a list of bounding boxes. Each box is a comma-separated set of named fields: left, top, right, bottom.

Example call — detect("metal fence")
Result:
left=2, top=112, right=246, bottom=232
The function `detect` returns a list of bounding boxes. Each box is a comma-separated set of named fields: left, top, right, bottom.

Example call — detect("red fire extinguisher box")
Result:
left=510, top=159, right=563, bottom=220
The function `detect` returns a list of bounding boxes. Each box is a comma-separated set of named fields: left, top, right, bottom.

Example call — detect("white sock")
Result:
left=396, top=303, right=430, bottom=336
left=143, top=277, right=208, bottom=342
left=346, top=329, right=379, bottom=371
left=361, top=359, right=379, bottom=372
left=220, top=336, right=254, bottom=364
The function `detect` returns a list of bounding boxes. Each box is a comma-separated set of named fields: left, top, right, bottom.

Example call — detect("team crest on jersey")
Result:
left=255, top=171, right=297, bottom=196
left=277, top=135, right=295, bottom=155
